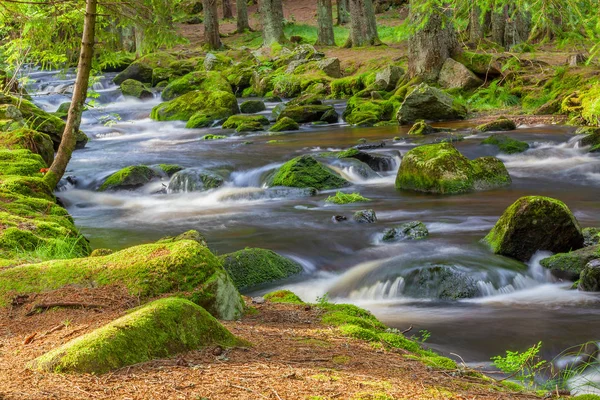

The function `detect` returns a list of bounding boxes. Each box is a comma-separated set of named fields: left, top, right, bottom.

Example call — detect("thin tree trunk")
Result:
left=260, top=0, right=286, bottom=46
left=223, top=0, right=234, bottom=19
left=316, top=0, right=335, bottom=46
left=469, top=5, right=483, bottom=44
left=44, top=0, right=97, bottom=189
left=134, top=26, right=144, bottom=57
left=337, top=0, right=349, bottom=25
left=407, top=0, right=460, bottom=82
left=364, top=0, right=380, bottom=45
left=491, top=3, right=507, bottom=47
left=236, top=0, right=251, bottom=32
left=344, top=0, right=380, bottom=47
left=203, top=0, right=222, bottom=50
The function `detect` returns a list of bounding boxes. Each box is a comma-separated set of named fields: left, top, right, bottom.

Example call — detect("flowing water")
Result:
left=25, top=69, right=600, bottom=392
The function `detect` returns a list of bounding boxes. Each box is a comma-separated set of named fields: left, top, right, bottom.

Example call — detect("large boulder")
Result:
left=374, top=66, right=405, bottom=92
left=150, top=90, right=240, bottom=128
left=540, top=245, right=600, bottom=280
left=29, top=298, right=246, bottom=374
left=161, top=71, right=232, bottom=101
left=220, top=248, right=303, bottom=290
left=438, top=59, right=483, bottom=90
left=0, top=239, right=244, bottom=319
left=397, top=83, right=467, bottom=124
left=580, top=259, right=600, bottom=292
left=167, top=168, right=225, bottom=192
left=278, top=105, right=339, bottom=124
left=99, top=165, right=160, bottom=191
left=120, top=79, right=153, bottom=100
left=395, top=143, right=511, bottom=194
left=403, top=266, right=478, bottom=300
left=484, top=196, right=584, bottom=262
left=269, top=155, right=348, bottom=190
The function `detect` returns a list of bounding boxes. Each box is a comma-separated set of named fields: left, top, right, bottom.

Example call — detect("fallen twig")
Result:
left=23, top=332, right=37, bottom=345
left=401, top=325, right=413, bottom=334
left=26, top=302, right=105, bottom=316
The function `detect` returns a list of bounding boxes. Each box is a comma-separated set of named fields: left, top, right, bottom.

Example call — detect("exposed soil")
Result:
left=0, top=287, right=541, bottom=400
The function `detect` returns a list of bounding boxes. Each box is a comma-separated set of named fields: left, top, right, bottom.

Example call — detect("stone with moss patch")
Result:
left=397, top=84, right=467, bottom=125
left=395, top=143, right=511, bottom=194
left=579, top=259, right=600, bottom=292
left=222, top=115, right=269, bottom=132
left=269, top=155, right=348, bottom=190
left=29, top=297, right=247, bottom=374
left=539, top=245, right=600, bottom=280
left=114, top=52, right=177, bottom=85
left=326, top=191, right=370, bottom=204
left=158, top=164, right=183, bottom=177
left=407, top=120, right=444, bottom=136
left=0, top=129, right=54, bottom=166
left=278, top=105, right=338, bottom=124
left=220, top=248, right=303, bottom=290
left=481, top=134, right=529, bottom=154
left=167, top=168, right=224, bottom=192
left=151, top=90, right=240, bottom=126
left=484, top=196, right=584, bottom=262
left=161, top=71, right=232, bottom=101
left=477, top=117, right=517, bottom=132
left=120, top=79, right=153, bottom=100
left=342, top=96, right=396, bottom=127
left=239, top=100, right=266, bottom=114
left=269, top=117, right=300, bottom=132
left=383, top=221, right=429, bottom=242
left=99, top=165, right=159, bottom=191
left=263, top=290, right=304, bottom=304
left=583, top=227, right=600, bottom=247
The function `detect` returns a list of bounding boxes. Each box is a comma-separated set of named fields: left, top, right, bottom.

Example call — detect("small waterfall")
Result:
left=231, top=163, right=282, bottom=188
left=347, top=277, right=405, bottom=301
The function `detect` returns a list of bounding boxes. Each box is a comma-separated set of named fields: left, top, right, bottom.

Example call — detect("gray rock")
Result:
left=353, top=209, right=377, bottom=223
left=167, top=168, right=225, bottom=193
left=252, top=296, right=266, bottom=304
left=318, top=58, right=341, bottom=78
left=374, top=66, right=405, bottom=91
left=286, top=60, right=308, bottom=74
left=583, top=227, right=600, bottom=247
left=397, top=83, right=467, bottom=124
left=579, top=259, right=600, bottom=292
left=438, top=58, right=483, bottom=90
left=383, top=221, right=429, bottom=242
left=291, top=44, right=324, bottom=61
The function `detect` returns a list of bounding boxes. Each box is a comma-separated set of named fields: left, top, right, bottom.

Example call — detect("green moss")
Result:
left=269, top=117, right=300, bottom=132
left=269, top=155, right=348, bottom=190
left=161, top=71, right=232, bottom=101
left=476, top=117, right=517, bottom=132
left=377, top=332, right=421, bottom=352
left=419, top=354, right=458, bottom=370
left=150, top=90, right=239, bottom=122
left=342, top=96, right=395, bottom=126
left=339, top=324, right=380, bottom=341
left=0, top=239, right=243, bottom=319
left=200, top=134, right=227, bottom=140
left=219, top=248, right=303, bottom=290
left=239, top=100, right=266, bottom=114
left=500, top=381, right=525, bottom=392
left=481, top=134, right=529, bottom=154
left=120, top=79, right=152, bottom=99
left=277, top=105, right=338, bottom=124
left=0, top=149, right=46, bottom=177
left=99, top=165, right=158, bottom=191
left=222, top=115, right=269, bottom=131
left=185, top=108, right=232, bottom=128
left=263, top=289, right=305, bottom=304
left=0, top=129, right=54, bottom=166
left=539, top=245, right=600, bottom=278
left=330, top=74, right=372, bottom=98
left=158, top=164, right=183, bottom=176
left=29, top=297, right=248, bottom=374
left=407, top=120, right=438, bottom=136
left=325, top=191, right=371, bottom=204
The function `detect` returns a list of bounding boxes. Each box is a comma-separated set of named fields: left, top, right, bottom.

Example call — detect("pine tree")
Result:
left=260, top=0, right=286, bottom=46
left=223, top=0, right=234, bottom=19
left=344, top=0, right=381, bottom=47
left=236, top=0, right=251, bottom=32
left=203, top=0, right=222, bottom=50
left=316, top=0, right=335, bottom=46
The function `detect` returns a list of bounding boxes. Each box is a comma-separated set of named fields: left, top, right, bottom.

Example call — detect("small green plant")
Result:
left=415, top=329, right=431, bottom=343
left=325, top=191, right=371, bottom=205
left=467, top=80, right=520, bottom=111
left=12, top=235, right=89, bottom=264
left=62, top=318, right=72, bottom=328
left=491, top=341, right=546, bottom=386
left=316, top=293, right=330, bottom=306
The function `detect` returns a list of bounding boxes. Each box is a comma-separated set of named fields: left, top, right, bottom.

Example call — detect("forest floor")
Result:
left=0, top=287, right=542, bottom=400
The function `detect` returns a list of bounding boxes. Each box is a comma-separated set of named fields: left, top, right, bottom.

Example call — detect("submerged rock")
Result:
left=484, top=196, right=584, bottom=262
left=481, top=134, right=529, bottom=154
left=397, top=83, right=467, bottom=124
left=168, top=168, right=224, bottom=192
left=29, top=298, right=246, bottom=374
left=395, top=143, right=511, bottom=194
left=403, top=266, right=478, bottom=300
left=579, top=259, right=600, bottom=292
left=383, top=221, right=429, bottom=242
left=220, top=248, right=303, bottom=290
left=476, top=117, right=517, bottom=132
left=540, top=245, right=600, bottom=280
left=353, top=209, right=377, bottom=223
left=99, top=165, right=159, bottom=191
left=269, top=155, right=348, bottom=190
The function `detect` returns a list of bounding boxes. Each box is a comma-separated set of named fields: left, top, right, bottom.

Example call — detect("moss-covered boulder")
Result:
left=477, top=117, right=517, bottom=132
left=0, top=239, right=244, bottom=319
left=120, top=79, right=153, bottom=100
left=278, top=105, right=338, bottom=124
left=240, top=100, right=266, bottom=114
left=220, top=248, right=303, bottom=290
left=383, top=221, right=429, bottom=242
left=114, top=52, right=178, bottom=85
left=540, top=245, right=600, bottom=280
left=407, top=120, right=444, bottom=136
left=222, top=115, right=269, bottom=132
left=353, top=209, right=377, bottom=223
left=578, top=127, right=600, bottom=152
left=584, top=227, right=600, bottom=247
left=395, top=143, right=511, bottom=194
left=150, top=90, right=240, bottom=128
left=29, top=297, right=247, bottom=374
left=158, top=163, right=183, bottom=177
left=269, top=155, right=348, bottom=190
left=263, top=289, right=304, bottom=304
left=0, top=129, right=54, bottom=166
left=269, top=117, right=300, bottom=132
left=342, top=97, right=396, bottom=127
left=579, top=259, right=600, bottom=292
left=484, top=196, right=584, bottom=262
left=481, top=134, right=529, bottom=154
left=397, top=84, right=467, bottom=124
left=161, top=71, right=232, bottom=101
left=99, top=165, right=159, bottom=191
left=167, top=168, right=224, bottom=192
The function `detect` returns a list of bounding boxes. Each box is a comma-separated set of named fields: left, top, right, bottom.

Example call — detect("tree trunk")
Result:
left=337, top=0, right=349, bottom=25
left=223, top=0, right=234, bottom=19
left=469, top=5, right=483, bottom=44
left=236, top=0, right=251, bottom=32
left=134, top=26, right=144, bottom=57
left=260, top=0, right=286, bottom=46
left=44, top=0, right=97, bottom=189
left=407, top=0, right=460, bottom=82
left=316, top=0, right=335, bottom=46
left=345, top=0, right=381, bottom=47
left=203, top=0, right=222, bottom=50
left=491, top=4, right=507, bottom=47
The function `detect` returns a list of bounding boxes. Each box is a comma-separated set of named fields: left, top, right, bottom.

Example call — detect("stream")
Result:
left=27, top=69, right=600, bottom=394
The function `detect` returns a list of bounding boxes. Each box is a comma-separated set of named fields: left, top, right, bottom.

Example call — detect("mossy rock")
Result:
left=579, top=259, right=600, bottom=292
left=395, top=143, right=511, bottom=194
left=201, top=134, right=227, bottom=140
left=484, top=196, right=584, bottom=262
left=186, top=109, right=232, bottom=129
left=90, top=248, right=113, bottom=257
left=158, top=164, right=183, bottom=177
left=239, top=100, right=266, bottom=114
left=29, top=297, right=247, bottom=374
left=269, top=117, right=300, bottom=132
left=150, top=90, right=240, bottom=124
left=167, top=168, right=224, bottom=192
left=53, top=102, right=71, bottom=119
left=396, top=84, right=467, bottom=124
left=263, top=290, right=304, bottom=304
left=114, top=52, right=178, bottom=85
left=578, top=127, right=600, bottom=152
left=278, top=105, right=338, bottom=124
left=120, top=79, right=153, bottom=100
left=287, top=94, right=322, bottom=107
left=540, top=245, right=600, bottom=280
left=220, top=248, right=303, bottom=290
left=161, top=71, right=232, bottom=101
left=476, top=117, right=517, bottom=132
left=583, top=227, right=600, bottom=247
left=0, top=148, right=47, bottom=177
left=342, top=96, right=395, bottom=126
left=157, top=230, right=207, bottom=246
left=99, top=165, right=159, bottom=191
left=407, top=120, right=441, bottom=136
left=383, top=221, right=429, bottom=242
left=453, top=52, right=502, bottom=77
left=0, top=239, right=244, bottom=319
left=269, top=155, right=348, bottom=190
left=481, top=134, right=529, bottom=154
left=222, top=115, right=269, bottom=131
